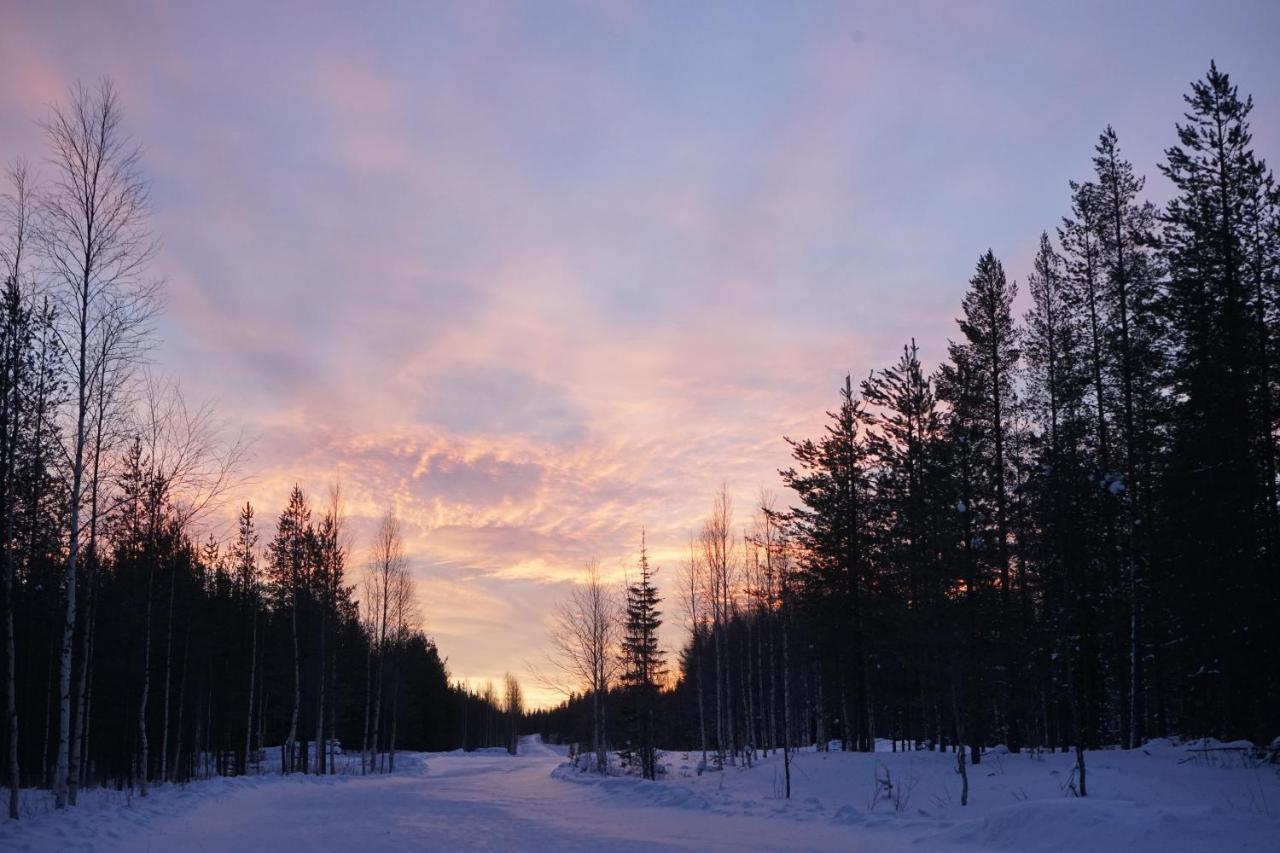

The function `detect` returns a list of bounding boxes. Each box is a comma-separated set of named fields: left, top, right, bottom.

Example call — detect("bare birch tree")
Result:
left=131, top=376, right=244, bottom=794
left=358, top=588, right=376, bottom=774
left=700, top=485, right=735, bottom=768
left=68, top=323, right=124, bottom=803
left=39, top=78, right=159, bottom=808
left=543, top=560, right=619, bottom=773
left=365, top=508, right=405, bottom=772
left=679, top=539, right=708, bottom=771
left=757, top=493, right=791, bottom=797
left=386, top=555, right=417, bottom=773
left=504, top=673, right=523, bottom=756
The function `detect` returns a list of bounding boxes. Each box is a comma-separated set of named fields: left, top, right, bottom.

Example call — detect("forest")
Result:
left=533, top=62, right=1280, bottom=797
left=0, top=79, right=520, bottom=822
left=1, top=58, right=1278, bottom=823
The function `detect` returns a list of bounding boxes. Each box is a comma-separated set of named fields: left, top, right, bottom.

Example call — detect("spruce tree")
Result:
left=619, top=534, right=665, bottom=780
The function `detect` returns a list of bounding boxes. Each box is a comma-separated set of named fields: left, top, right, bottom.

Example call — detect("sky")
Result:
left=2, top=0, right=1278, bottom=708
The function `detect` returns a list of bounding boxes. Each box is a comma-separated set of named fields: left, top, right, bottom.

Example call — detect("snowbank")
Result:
left=546, top=741, right=1280, bottom=852
left=551, top=759, right=713, bottom=811
left=935, top=797, right=1280, bottom=852
left=0, top=753, right=431, bottom=852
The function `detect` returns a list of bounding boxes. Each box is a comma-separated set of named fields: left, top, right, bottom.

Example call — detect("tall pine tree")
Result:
left=1160, top=62, right=1278, bottom=740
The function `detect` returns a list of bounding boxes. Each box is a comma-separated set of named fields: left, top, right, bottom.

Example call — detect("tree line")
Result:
left=0, top=80, right=516, bottom=821
left=535, top=62, right=1280, bottom=799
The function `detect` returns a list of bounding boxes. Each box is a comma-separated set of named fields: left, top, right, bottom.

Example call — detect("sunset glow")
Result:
left=4, top=1, right=1276, bottom=712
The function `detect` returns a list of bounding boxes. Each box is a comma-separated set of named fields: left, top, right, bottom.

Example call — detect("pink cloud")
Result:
left=7, top=1, right=1273, bottom=707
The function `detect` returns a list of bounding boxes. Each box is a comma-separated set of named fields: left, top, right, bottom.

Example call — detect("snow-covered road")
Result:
left=69, top=740, right=887, bottom=853
left=5, top=737, right=1279, bottom=852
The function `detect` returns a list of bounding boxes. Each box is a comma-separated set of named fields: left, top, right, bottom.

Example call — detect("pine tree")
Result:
left=1160, top=62, right=1278, bottom=739
left=1023, top=231, right=1094, bottom=786
left=781, top=377, right=875, bottom=752
left=231, top=503, right=258, bottom=774
left=862, top=340, right=946, bottom=749
left=938, top=250, right=1022, bottom=752
left=267, top=486, right=312, bottom=773
left=1092, top=126, right=1166, bottom=748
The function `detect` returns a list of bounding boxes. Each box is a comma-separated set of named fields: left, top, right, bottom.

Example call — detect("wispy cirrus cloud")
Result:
left=3, top=0, right=1277, bottom=706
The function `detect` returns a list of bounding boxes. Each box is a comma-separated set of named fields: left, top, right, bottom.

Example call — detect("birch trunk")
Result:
left=741, top=622, right=754, bottom=766
left=40, top=645, right=51, bottom=787
left=69, top=352, right=109, bottom=804
left=159, top=566, right=175, bottom=782
left=767, top=612, right=777, bottom=754
left=781, top=604, right=791, bottom=798
left=694, top=633, right=707, bottom=769
left=286, top=592, right=300, bottom=774
left=242, top=600, right=256, bottom=774
left=369, top=600, right=387, bottom=772
left=724, top=597, right=735, bottom=764
left=171, top=629, right=188, bottom=783
left=314, top=607, right=325, bottom=776
left=53, top=345, right=85, bottom=807
left=814, top=663, right=825, bottom=751
left=3, top=539, right=16, bottom=819
left=592, top=686, right=604, bottom=773
left=360, top=640, right=371, bottom=775
left=2, top=340, right=18, bottom=817
left=68, top=580, right=94, bottom=800
left=387, top=648, right=400, bottom=773
left=327, top=628, right=337, bottom=775
left=952, top=678, right=969, bottom=806
left=137, top=564, right=154, bottom=796
left=713, top=619, right=725, bottom=768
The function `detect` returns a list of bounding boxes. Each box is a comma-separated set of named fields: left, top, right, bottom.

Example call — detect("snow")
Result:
left=2, top=737, right=1277, bottom=852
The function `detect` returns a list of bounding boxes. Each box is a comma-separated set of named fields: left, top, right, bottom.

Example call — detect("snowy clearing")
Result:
left=2, top=736, right=1277, bottom=852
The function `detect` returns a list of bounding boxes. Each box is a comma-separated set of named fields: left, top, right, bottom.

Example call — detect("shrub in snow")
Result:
left=867, top=762, right=918, bottom=814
